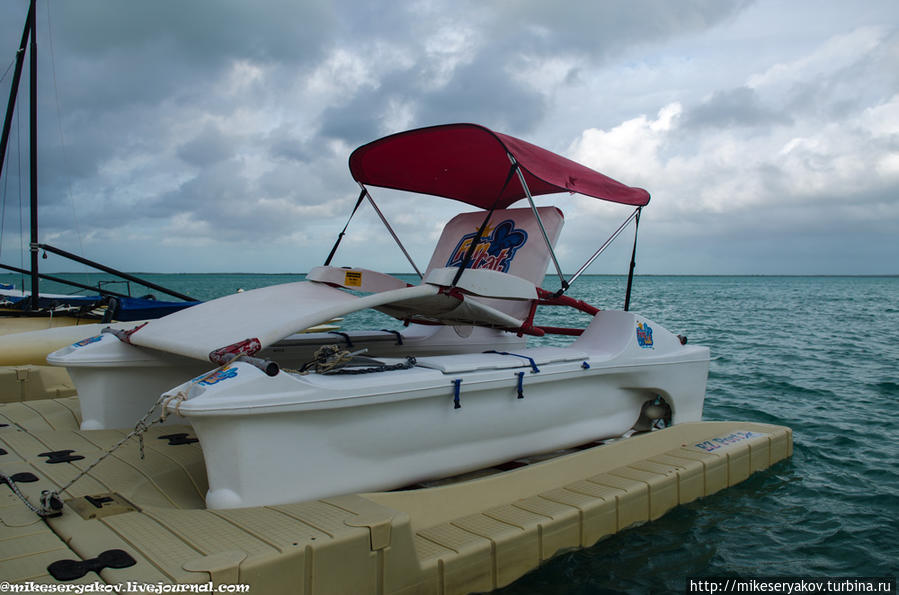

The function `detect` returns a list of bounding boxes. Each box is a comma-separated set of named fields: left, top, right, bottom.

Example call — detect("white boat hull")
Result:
left=164, top=311, right=710, bottom=509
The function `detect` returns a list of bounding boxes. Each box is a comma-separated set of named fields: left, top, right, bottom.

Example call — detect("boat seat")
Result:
left=424, top=206, right=563, bottom=284
left=424, top=267, right=536, bottom=300
left=374, top=267, right=538, bottom=329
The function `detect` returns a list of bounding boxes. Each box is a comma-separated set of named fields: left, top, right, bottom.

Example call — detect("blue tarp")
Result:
left=3, top=293, right=199, bottom=321
left=109, top=296, right=200, bottom=321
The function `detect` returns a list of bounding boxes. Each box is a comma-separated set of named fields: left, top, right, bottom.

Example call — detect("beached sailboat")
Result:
left=0, top=0, right=198, bottom=326
left=50, top=123, right=711, bottom=509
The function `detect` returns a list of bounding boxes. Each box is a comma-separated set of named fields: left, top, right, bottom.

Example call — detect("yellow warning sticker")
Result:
left=345, top=271, right=362, bottom=287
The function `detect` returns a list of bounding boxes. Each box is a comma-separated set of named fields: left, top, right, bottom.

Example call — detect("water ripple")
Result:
left=500, top=276, right=899, bottom=592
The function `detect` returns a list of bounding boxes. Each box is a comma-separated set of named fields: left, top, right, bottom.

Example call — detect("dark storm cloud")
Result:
left=266, top=126, right=314, bottom=164
left=51, top=1, right=336, bottom=66
left=151, top=162, right=295, bottom=242
left=5, top=0, right=896, bottom=273
left=319, top=95, right=384, bottom=147
left=4, top=0, right=756, bottom=235
left=318, top=52, right=546, bottom=146
left=415, top=50, right=546, bottom=134
left=18, top=1, right=336, bottom=117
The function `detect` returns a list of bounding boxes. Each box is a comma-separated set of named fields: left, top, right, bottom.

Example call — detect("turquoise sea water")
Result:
left=4, top=272, right=898, bottom=592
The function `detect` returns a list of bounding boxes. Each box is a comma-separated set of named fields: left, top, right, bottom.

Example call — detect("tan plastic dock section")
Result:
left=0, top=308, right=84, bottom=400
left=1, top=396, right=792, bottom=594
left=0, top=366, right=76, bottom=403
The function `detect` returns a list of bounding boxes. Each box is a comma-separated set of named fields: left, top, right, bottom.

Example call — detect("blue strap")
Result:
left=516, top=371, right=525, bottom=399
left=327, top=331, right=353, bottom=348
left=379, top=329, right=403, bottom=345
left=581, top=361, right=590, bottom=369
left=484, top=350, right=540, bottom=373
left=453, top=379, right=462, bottom=409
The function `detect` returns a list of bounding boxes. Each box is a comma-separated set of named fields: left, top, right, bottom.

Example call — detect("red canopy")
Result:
left=348, top=123, right=650, bottom=209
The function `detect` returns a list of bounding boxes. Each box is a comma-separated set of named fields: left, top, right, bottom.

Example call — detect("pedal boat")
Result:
left=48, top=123, right=710, bottom=509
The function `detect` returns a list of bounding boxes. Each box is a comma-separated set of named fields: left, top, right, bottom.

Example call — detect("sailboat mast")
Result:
left=0, top=1, right=32, bottom=191
left=28, top=0, right=39, bottom=311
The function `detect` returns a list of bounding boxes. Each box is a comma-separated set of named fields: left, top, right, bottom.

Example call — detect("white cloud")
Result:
left=569, top=103, right=682, bottom=183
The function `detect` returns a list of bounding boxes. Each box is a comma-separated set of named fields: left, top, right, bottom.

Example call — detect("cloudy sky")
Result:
left=1, top=0, right=897, bottom=276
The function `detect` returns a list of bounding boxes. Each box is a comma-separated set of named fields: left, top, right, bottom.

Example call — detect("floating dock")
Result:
left=1, top=387, right=792, bottom=594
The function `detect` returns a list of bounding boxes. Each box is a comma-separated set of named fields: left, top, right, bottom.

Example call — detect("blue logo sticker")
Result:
left=199, top=367, right=238, bottom=386
left=73, top=335, right=103, bottom=348
left=636, top=322, right=654, bottom=348
left=446, top=219, right=528, bottom=274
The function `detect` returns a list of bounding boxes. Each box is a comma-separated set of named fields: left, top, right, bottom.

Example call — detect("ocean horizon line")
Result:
left=8, top=271, right=898, bottom=278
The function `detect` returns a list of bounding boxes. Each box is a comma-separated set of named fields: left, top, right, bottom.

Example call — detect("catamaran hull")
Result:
left=164, top=311, right=710, bottom=509
left=198, top=362, right=706, bottom=509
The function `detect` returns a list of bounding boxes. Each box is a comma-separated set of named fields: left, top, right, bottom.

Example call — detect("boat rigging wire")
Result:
left=359, top=183, right=423, bottom=279
left=0, top=57, right=17, bottom=86
left=566, top=206, right=642, bottom=290
left=44, top=0, right=86, bottom=262
left=0, top=118, right=10, bottom=263
left=17, top=104, right=25, bottom=286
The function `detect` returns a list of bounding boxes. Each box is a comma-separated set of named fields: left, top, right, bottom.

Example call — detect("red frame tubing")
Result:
left=535, top=288, right=600, bottom=315
left=515, top=288, right=600, bottom=336
left=400, top=286, right=599, bottom=337
left=533, top=326, right=584, bottom=336
left=209, top=338, right=263, bottom=366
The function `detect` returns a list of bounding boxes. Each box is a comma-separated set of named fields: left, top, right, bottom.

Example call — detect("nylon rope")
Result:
left=1, top=470, right=52, bottom=517
left=11, top=356, right=244, bottom=518
left=287, top=344, right=416, bottom=375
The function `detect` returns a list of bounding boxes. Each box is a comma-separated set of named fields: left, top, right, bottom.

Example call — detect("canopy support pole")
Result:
left=508, top=154, right=567, bottom=293
left=359, top=183, right=423, bottom=279
left=623, top=207, right=641, bottom=311
left=566, top=206, right=641, bottom=290
left=323, top=188, right=366, bottom=266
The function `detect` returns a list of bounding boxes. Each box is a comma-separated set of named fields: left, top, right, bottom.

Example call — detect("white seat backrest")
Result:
left=425, top=207, right=564, bottom=287
left=422, top=207, right=564, bottom=322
